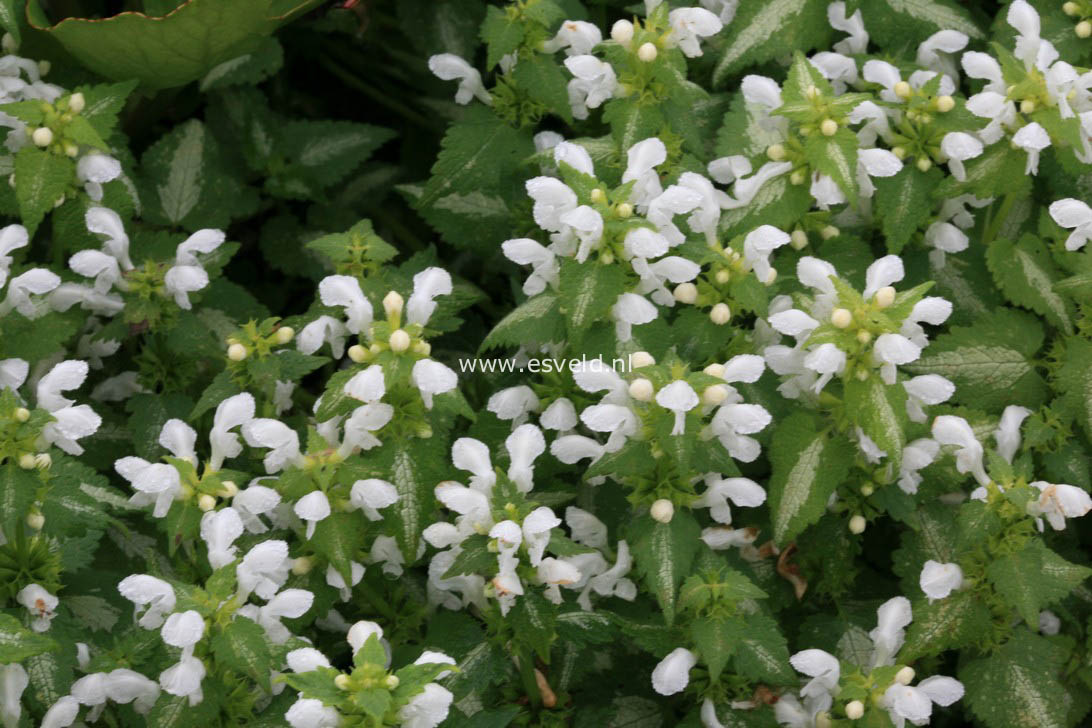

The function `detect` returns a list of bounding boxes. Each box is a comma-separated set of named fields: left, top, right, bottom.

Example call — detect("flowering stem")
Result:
left=981, top=192, right=1021, bottom=246
left=517, top=648, right=542, bottom=708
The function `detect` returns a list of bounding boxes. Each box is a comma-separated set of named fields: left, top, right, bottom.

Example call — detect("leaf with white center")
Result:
left=0, top=614, right=57, bottom=663
left=767, top=412, right=854, bottom=546
left=875, top=166, right=940, bottom=254
left=558, top=259, right=627, bottom=336
left=482, top=293, right=564, bottom=351
left=13, top=147, right=74, bottom=236
left=434, top=191, right=508, bottom=218
left=602, top=98, right=665, bottom=153
left=962, top=628, right=1068, bottom=728
left=713, top=0, right=830, bottom=86
left=902, top=592, right=992, bottom=659
left=805, top=127, right=859, bottom=204
left=631, top=512, right=701, bottom=626
left=987, top=235, right=1075, bottom=335
left=1057, top=338, right=1092, bottom=439
left=732, top=613, right=795, bottom=685
left=157, top=120, right=205, bottom=223
left=844, top=376, right=908, bottom=476
left=987, top=541, right=1091, bottom=627
left=861, top=0, right=984, bottom=46
left=211, top=616, right=275, bottom=692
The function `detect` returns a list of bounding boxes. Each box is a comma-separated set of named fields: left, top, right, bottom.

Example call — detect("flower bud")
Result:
left=227, top=343, right=247, bottom=361
left=637, top=42, right=658, bottom=62
left=935, top=95, right=955, bottom=112
left=916, top=157, right=932, bottom=172
left=292, top=556, right=314, bottom=575
left=894, top=81, right=912, bottom=99
left=1063, top=1, right=1080, bottom=15
left=815, top=712, right=832, bottom=728
left=611, top=19, right=634, bottom=45
left=26, top=512, right=45, bottom=530
left=831, top=308, right=852, bottom=328
left=1078, top=20, right=1092, bottom=38
left=18, top=453, right=35, bottom=470
left=895, top=666, right=915, bottom=685
left=628, top=377, right=654, bottom=402
left=68, top=92, right=86, bottom=113
left=219, top=480, right=239, bottom=497
left=764, top=268, right=778, bottom=285
left=790, top=229, right=808, bottom=249
left=389, top=329, right=411, bottom=352
left=820, top=225, right=839, bottom=240
left=385, top=675, right=400, bottom=689
left=709, top=302, right=731, bottom=325
left=348, top=344, right=368, bottom=363
left=1, top=33, right=15, bottom=54
left=846, top=700, right=865, bottom=720
left=892, top=145, right=907, bottom=160
left=34, top=453, right=51, bottom=470
left=767, top=143, right=786, bottom=161
left=860, top=483, right=874, bottom=497
left=874, top=286, right=896, bottom=308
left=14, top=407, right=29, bottom=422
left=383, top=290, right=404, bottom=319
left=856, top=329, right=872, bottom=344
left=631, top=351, right=655, bottom=368
left=849, top=514, right=866, bottom=534
left=275, top=326, right=295, bottom=345
left=820, top=118, right=838, bottom=136
left=650, top=499, right=674, bottom=523
left=1020, top=98, right=1036, bottom=114
left=805, top=84, right=820, bottom=99
left=855, top=367, right=869, bottom=381
left=790, top=169, right=807, bottom=185
left=714, top=269, right=730, bottom=284
left=703, top=363, right=725, bottom=378
left=38, top=60, right=50, bottom=76
left=334, top=674, right=352, bottom=690
left=600, top=251, right=614, bottom=265
left=590, top=188, right=605, bottom=203
left=616, top=202, right=633, bottom=218
left=673, top=282, right=698, bottom=304
left=702, top=384, right=729, bottom=406
left=412, top=340, right=431, bottom=356
left=31, top=127, right=53, bottom=147
left=197, top=494, right=217, bottom=512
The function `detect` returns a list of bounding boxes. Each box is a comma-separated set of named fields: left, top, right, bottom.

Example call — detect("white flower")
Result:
left=651, top=647, right=698, bottom=695
left=700, top=525, right=758, bottom=550
left=161, top=609, right=205, bottom=650
left=931, top=415, right=988, bottom=486
left=319, top=275, right=373, bottom=334
left=345, top=364, right=385, bottom=402
left=994, top=405, right=1032, bottom=463
left=407, top=267, right=452, bottom=326
left=286, top=698, right=340, bottom=728
left=36, top=360, right=101, bottom=454
left=428, top=54, right=491, bottom=105
left=69, top=249, right=122, bottom=293
left=85, top=207, right=134, bottom=270
left=234, top=483, right=282, bottom=533
left=76, top=153, right=121, bottom=201
left=347, top=619, right=385, bottom=655
left=16, top=583, right=57, bottom=632
left=903, top=375, right=954, bottom=423
left=565, top=506, right=608, bottom=549
left=245, top=588, right=313, bottom=644
left=398, top=682, right=454, bottom=728
left=369, top=534, right=406, bottom=577
left=237, top=540, right=291, bottom=600
left=694, top=476, right=766, bottom=524
left=1049, top=198, right=1092, bottom=251
left=899, top=438, right=939, bottom=494
left=655, top=380, right=699, bottom=435
left=164, top=229, right=224, bottom=309
left=505, top=423, right=545, bottom=492
left=919, top=560, right=963, bottom=601
left=924, top=220, right=969, bottom=268
left=1028, top=481, right=1092, bottom=531
left=1012, top=122, right=1050, bottom=175
left=159, top=655, right=205, bottom=705
left=526, top=176, right=577, bottom=236
left=209, top=392, right=255, bottom=470
left=297, top=315, right=348, bottom=357
left=326, top=561, right=365, bottom=601
left=1007, top=0, right=1057, bottom=71
left=412, top=359, right=458, bottom=409
left=349, top=478, right=399, bottom=521
left=522, top=506, right=561, bottom=567
left=790, top=649, right=840, bottom=701
left=41, top=695, right=80, bottom=728
left=564, top=55, right=617, bottom=119
left=0, top=224, right=28, bottom=288
left=118, top=574, right=176, bottom=629
left=882, top=676, right=964, bottom=728
left=295, top=491, right=331, bottom=540
left=623, top=138, right=667, bottom=210
left=940, top=132, right=982, bottom=181
left=827, top=2, right=868, bottom=54
left=0, top=267, right=59, bottom=318
left=563, top=205, right=605, bottom=262
left=742, top=225, right=791, bottom=284
left=1039, top=610, right=1061, bottom=635
left=339, top=403, right=394, bottom=456
left=243, top=418, right=305, bottom=473
left=200, top=507, right=244, bottom=568
left=487, top=385, right=540, bottom=423
left=543, top=20, right=602, bottom=55
left=116, top=456, right=182, bottom=518
left=541, top=397, right=578, bottom=431
left=286, top=647, right=331, bottom=673
left=0, top=664, right=28, bottom=728
left=666, top=8, right=722, bottom=57
left=503, top=237, right=558, bottom=295
left=916, top=30, right=968, bottom=81
left=870, top=596, right=912, bottom=667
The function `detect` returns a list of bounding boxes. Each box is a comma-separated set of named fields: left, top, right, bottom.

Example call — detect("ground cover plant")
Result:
left=0, top=0, right=1089, bottom=726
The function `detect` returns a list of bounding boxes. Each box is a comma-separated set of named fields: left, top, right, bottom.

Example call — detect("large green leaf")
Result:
left=26, top=0, right=322, bottom=90
left=630, top=512, right=701, bottom=626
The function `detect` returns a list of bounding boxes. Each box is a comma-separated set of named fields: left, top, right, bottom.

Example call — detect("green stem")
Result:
left=517, top=648, right=541, bottom=708
left=317, top=56, right=441, bottom=133
left=981, top=192, right=1019, bottom=247
left=356, top=579, right=398, bottom=622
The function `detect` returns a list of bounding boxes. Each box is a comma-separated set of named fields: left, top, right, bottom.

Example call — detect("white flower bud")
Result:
left=292, top=556, right=314, bottom=575
left=197, top=494, right=217, bottom=512
left=820, top=118, right=838, bottom=136
left=385, top=675, right=400, bottom=689
left=1020, top=99, right=1036, bottom=114
left=64, top=142, right=78, bottom=158
left=805, top=84, right=820, bottom=99
left=347, top=344, right=368, bottom=363
left=703, top=363, right=725, bottom=378
left=383, top=291, right=404, bottom=320
left=1, top=33, right=15, bottom=54
left=275, top=326, right=295, bottom=345
left=14, top=407, right=29, bottom=422
left=765, top=268, right=778, bottom=285
left=26, top=512, right=44, bottom=530
left=673, top=282, right=698, bottom=304
left=227, top=343, right=247, bottom=361
left=631, top=351, right=655, bottom=368
left=892, top=146, right=907, bottom=160
left=767, top=143, right=786, bottom=161
left=38, top=60, right=49, bottom=76
left=916, top=157, right=932, bottom=172
left=69, top=92, right=86, bottom=113
left=861, top=483, right=874, bottom=497
left=32, top=127, right=53, bottom=147
left=1078, top=20, right=1092, bottom=38
left=637, top=42, right=658, bottom=62
left=790, top=169, right=807, bottom=185
left=821, top=225, right=839, bottom=240
left=389, top=329, right=411, bottom=352
left=874, top=286, right=896, bottom=308
left=34, top=453, right=51, bottom=470
left=894, top=81, right=912, bottom=99
left=18, top=453, right=35, bottom=470
left=590, top=188, right=605, bottom=203
left=849, top=514, right=866, bottom=534
left=219, top=480, right=238, bottom=497
left=856, top=329, right=872, bottom=344
left=702, top=384, right=728, bottom=406
left=413, top=340, right=431, bottom=356
left=335, top=674, right=352, bottom=690
left=628, top=377, right=654, bottom=402
left=650, top=499, right=674, bottom=523
left=831, top=308, right=853, bottom=328
left=611, top=19, right=634, bottom=45
left=714, top=269, right=730, bottom=284
left=709, top=303, right=731, bottom=325
left=846, top=700, right=865, bottom=720
left=936, top=95, right=955, bottom=112
left=790, top=229, right=808, bottom=249
left=895, top=666, right=915, bottom=685
left=1063, top=1, right=1080, bottom=15
left=616, top=202, right=633, bottom=218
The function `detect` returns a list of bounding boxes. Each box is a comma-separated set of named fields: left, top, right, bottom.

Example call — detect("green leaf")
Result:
left=860, top=0, right=984, bottom=46
left=199, top=36, right=284, bottom=91
left=482, top=293, right=564, bottom=351
left=712, top=0, right=830, bottom=86
left=14, top=147, right=73, bottom=235
left=962, top=628, right=1068, bottom=728
left=986, top=234, right=1075, bottom=335
left=0, top=464, right=38, bottom=538
left=558, top=260, right=627, bottom=337
left=902, top=591, right=992, bottom=660
left=0, top=614, right=57, bottom=663
left=732, top=613, right=795, bottom=685
left=986, top=540, right=1091, bottom=626
left=1056, top=338, right=1092, bottom=439
left=692, top=616, right=744, bottom=682
left=767, top=412, right=854, bottom=545
left=513, top=54, right=572, bottom=123
left=382, top=443, right=441, bottom=558
left=510, top=590, right=557, bottom=661
left=843, top=376, right=908, bottom=476
left=0, top=0, right=20, bottom=44
left=269, top=121, right=396, bottom=199
left=481, top=6, right=524, bottom=70
left=554, top=610, right=615, bottom=647
left=602, top=98, right=664, bottom=153
left=211, top=616, right=276, bottom=692
left=677, top=570, right=767, bottom=612
left=936, top=141, right=1029, bottom=199
left=630, top=511, right=701, bottom=626
left=77, top=81, right=139, bottom=140
left=874, top=166, right=939, bottom=253
left=26, top=0, right=321, bottom=90
left=805, top=128, right=858, bottom=204
left=442, top=534, right=495, bottom=578
left=310, top=512, right=366, bottom=585
left=446, top=642, right=510, bottom=700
